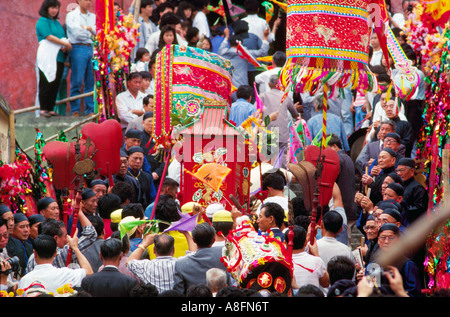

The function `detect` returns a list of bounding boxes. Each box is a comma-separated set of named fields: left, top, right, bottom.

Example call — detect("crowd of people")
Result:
left=3, top=0, right=445, bottom=299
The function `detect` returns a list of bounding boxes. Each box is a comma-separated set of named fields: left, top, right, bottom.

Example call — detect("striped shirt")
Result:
left=26, top=225, right=98, bottom=273
left=127, top=256, right=177, bottom=293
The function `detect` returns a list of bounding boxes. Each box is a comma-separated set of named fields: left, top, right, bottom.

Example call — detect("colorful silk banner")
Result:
left=280, top=0, right=377, bottom=97
left=153, top=44, right=234, bottom=148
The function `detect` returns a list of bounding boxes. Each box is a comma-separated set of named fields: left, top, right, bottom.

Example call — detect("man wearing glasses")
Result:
left=373, top=223, right=422, bottom=297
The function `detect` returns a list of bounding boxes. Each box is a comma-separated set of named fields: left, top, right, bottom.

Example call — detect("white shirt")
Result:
left=256, top=195, right=289, bottom=215
left=292, top=252, right=327, bottom=290
left=116, top=90, right=146, bottom=129
left=242, top=14, right=275, bottom=43
left=316, top=236, right=354, bottom=268
left=66, top=7, right=96, bottom=44
left=18, top=263, right=86, bottom=294
left=192, top=11, right=211, bottom=38
left=370, top=49, right=383, bottom=67
left=254, top=67, right=281, bottom=94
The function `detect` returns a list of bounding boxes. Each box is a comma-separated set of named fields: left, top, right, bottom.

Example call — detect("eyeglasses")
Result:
left=379, top=235, right=396, bottom=242
left=364, top=225, right=377, bottom=231
left=0, top=232, right=9, bottom=240
left=396, top=168, right=411, bottom=173
left=384, top=138, right=397, bottom=144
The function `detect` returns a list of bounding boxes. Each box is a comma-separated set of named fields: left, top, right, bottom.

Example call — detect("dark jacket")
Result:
left=81, top=266, right=138, bottom=297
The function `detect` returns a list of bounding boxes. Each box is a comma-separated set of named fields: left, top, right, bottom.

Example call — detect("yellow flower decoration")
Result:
left=63, top=283, right=74, bottom=294
left=16, top=289, right=24, bottom=296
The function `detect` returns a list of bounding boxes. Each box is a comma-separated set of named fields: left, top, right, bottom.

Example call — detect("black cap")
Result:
left=386, top=182, right=404, bottom=196
left=397, top=157, right=415, bottom=169
left=28, top=214, right=46, bottom=227
left=125, top=129, right=143, bottom=140
left=143, top=111, right=153, bottom=121
left=37, top=197, right=56, bottom=212
left=90, top=179, right=108, bottom=188
left=384, top=132, right=401, bottom=143
left=127, top=146, right=145, bottom=156
left=381, top=147, right=397, bottom=158
left=14, top=212, right=28, bottom=224
left=82, top=188, right=96, bottom=200
left=382, top=208, right=402, bottom=222
left=0, top=205, right=11, bottom=216
left=379, top=223, right=400, bottom=234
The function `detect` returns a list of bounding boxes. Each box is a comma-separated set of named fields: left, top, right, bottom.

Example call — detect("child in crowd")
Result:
left=132, top=48, right=150, bottom=72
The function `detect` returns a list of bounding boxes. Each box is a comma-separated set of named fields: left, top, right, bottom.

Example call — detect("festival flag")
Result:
left=226, top=0, right=246, bottom=17
left=262, top=1, right=275, bottom=23
left=288, top=121, right=302, bottom=164
left=424, top=0, right=450, bottom=28
left=236, top=42, right=262, bottom=68
left=118, top=218, right=169, bottom=240
left=254, top=82, right=264, bottom=115
left=163, top=212, right=198, bottom=233
left=207, top=0, right=226, bottom=18
left=185, top=163, right=231, bottom=192
left=268, top=0, right=287, bottom=11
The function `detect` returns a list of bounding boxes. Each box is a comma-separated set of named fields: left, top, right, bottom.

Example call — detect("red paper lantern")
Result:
left=80, top=119, right=123, bottom=178
left=43, top=140, right=94, bottom=190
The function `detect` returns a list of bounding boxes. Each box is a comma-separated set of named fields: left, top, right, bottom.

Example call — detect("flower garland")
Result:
left=0, top=148, right=34, bottom=212
left=0, top=283, right=76, bottom=297
left=93, top=11, right=139, bottom=120
left=33, top=128, right=50, bottom=197
left=411, top=21, right=450, bottom=292
left=404, top=3, right=447, bottom=73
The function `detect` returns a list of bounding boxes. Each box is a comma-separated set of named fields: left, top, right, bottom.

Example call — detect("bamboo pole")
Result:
left=13, top=91, right=94, bottom=115
left=21, top=113, right=101, bottom=153
left=9, top=110, right=15, bottom=162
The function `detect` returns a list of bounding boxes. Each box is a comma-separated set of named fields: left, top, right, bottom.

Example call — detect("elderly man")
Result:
left=356, top=120, right=397, bottom=175
left=362, top=148, right=398, bottom=206
left=67, top=188, right=99, bottom=236
left=370, top=223, right=421, bottom=297
left=395, top=157, right=429, bottom=290
left=395, top=158, right=428, bottom=226
left=37, top=197, right=60, bottom=220
left=89, top=179, right=108, bottom=199
left=141, top=111, right=165, bottom=188
left=107, top=149, right=142, bottom=205
left=6, top=213, right=33, bottom=277
left=122, top=128, right=153, bottom=176
left=369, top=132, right=405, bottom=177
left=383, top=96, right=414, bottom=157
left=127, top=146, right=156, bottom=208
